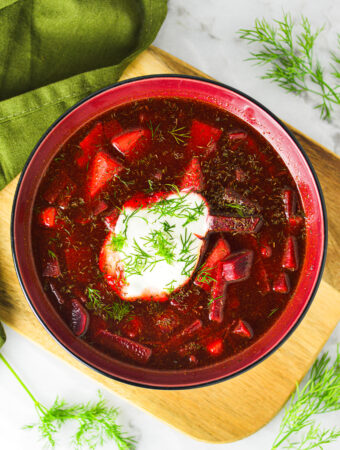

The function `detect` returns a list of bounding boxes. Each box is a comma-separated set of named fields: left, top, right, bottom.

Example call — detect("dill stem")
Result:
left=0, top=353, right=45, bottom=412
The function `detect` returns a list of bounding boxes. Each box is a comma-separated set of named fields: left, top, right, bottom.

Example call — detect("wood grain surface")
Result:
left=0, top=46, right=339, bottom=443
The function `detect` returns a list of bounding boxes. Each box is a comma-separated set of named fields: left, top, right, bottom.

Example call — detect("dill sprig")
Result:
left=239, top=14, right=340, bottom=120
left=109, top=232, right=127, bottom=252
left=142, top=229, right=176, bottom=264
left=86, top=288, right=131, bottom=322
left=47, top=249, right=57, bottom=260
left=147, top=121, right=162, bottom=140
left=165, top=279, right=177, bottom=294
left=272, top=346, right=340, bottom=449
left=168, top=126, right=190, bottom=144
left=0, top=354, right=135, bottom=449
left=196, top=265, right=216, bottom=285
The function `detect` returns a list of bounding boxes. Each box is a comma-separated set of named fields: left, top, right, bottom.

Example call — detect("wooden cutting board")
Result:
left=0, top=47, right=339, bottom=444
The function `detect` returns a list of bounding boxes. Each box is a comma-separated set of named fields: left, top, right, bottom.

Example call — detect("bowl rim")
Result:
left=11, top=74, right=328, bottom=390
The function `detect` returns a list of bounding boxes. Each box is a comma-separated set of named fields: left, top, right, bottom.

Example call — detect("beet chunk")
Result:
left=207, top=215, right=262, bottom=233
left=70, top=299, right=89, bottom=337
left=282, top=236, right=299, bottom=271
left=273, top=272, right=291, bottom=293
left=97, top=330, right=152, bottom=364
left=232, top=320, right=253, bottom=339
left=222, top=250, right=254, bottom=283
left=180, top=157, right=204, bottom=192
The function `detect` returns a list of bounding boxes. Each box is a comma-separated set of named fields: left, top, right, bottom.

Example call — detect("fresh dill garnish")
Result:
left=86, top=287, right=131, bottom=321
left=142, top=229, right=175, bottom=264
left=239, top=14, right=340, bottom=120
left=148, top=192, right=205, bottom=225
left=148, top=121, right=162, bottom=140
left=47, top=249, right=57, bottom=260
left=165, top=279, right=177, bottom=294
left=0, top=354, right=135, bottom=449
left=178, top=229, right=197, bottom=276
left=115, top=175, right=134, bottom=189
left=168, top=126, right=190, bottom=144
left=162, top=220, right=175, bottom=236
left=196, top=265, right=216, bottom=285
left=182, top=200, right=205, bottom=226
left=109, top=232, right=127, bottom=252
left=179, top=228, right=196, bottom=255
left=207, top=295, right=222, bottom=306
left=268, top=307, right=279, bottom=318
left=224, top=202, right=247, bottom=217
left=272, top=346, right=340, bottom=449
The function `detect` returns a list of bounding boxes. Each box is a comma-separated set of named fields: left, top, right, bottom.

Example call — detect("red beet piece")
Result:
left=282, top=189, right=297, bottom=219
left=222, top=250, right=254, bottom=283
left=289, top=215, right=304, bottom=233
left=224, top=188, right=260, bottom=214
left=49, top=280, right=65, bottom=304
left=38, top=206, right=57, bottom=228
left=282, top=236, right=299, bottom=271
left=256, top=258, right=271, bottom=294
left=123, top=317, right=143, bottom=339
left=189, top=120, right=222, bottom=154
left=43, top=170, right=76, bottom=207
left=42, top=257, right=61, bottom=278
left=167, top=320, right=203, bottom=348
left=260, top=245, right=272, bottom=258
left=111, top=128, right=151, bottom=160
left=76, top=122, right=104, bottom=168
left=155, top=310, right=180, bottom=334
left=93, top=200, right=108, bottom=216
left=180, top=157, right=204, bottom=192
left=273, top=272, right=291, bottom=293
left=209, top=262, right=228, bottom=323
left=87, top=151, right=122, bottom=198
left=97, top=330, right=152, bottom=364
left=207, top=215, right=262, bottom=233
left=233, top=319, right=253, bottom=338
left=195, top=237, right=230, bottom=291
left=103, top=119, right=122, bottom=141
left=206, top=338, right=223, bottom=356
left=228, top=131, right=248, bottom=141
left=70, top=299, right=89, bottom=337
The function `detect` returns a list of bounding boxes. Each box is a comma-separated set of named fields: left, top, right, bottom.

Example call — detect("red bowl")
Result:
left=11, top=75, right=327, bottom=389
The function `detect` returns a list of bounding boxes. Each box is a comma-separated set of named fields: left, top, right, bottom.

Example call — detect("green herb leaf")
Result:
left=109, top=232, right=127, bottom=252
left=239, top=15, right=340, bottom=120
left=86, top=288, right=131, bottom=322
left=0, top=354, right=135, bottom=449
left=272, top=345, right=340, bottom=449
left=168, top=126, right=190, bottom=144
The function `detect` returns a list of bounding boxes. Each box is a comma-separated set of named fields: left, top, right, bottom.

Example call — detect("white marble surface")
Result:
left=0, top=1, right=339, bottom=449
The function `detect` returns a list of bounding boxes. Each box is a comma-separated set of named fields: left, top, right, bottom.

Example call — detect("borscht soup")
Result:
left=31, top=97, right=305, bottom=370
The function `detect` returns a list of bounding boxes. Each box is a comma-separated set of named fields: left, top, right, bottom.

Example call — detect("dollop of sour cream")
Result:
left=111, top=191, right=209, bottom=300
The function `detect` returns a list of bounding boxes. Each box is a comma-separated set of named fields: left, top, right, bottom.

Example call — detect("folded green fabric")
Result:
left=0, top=0, right=167, bottom=190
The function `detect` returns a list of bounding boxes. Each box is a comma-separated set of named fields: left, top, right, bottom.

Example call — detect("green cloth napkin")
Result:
left=0, top=0, right=167, bottom=190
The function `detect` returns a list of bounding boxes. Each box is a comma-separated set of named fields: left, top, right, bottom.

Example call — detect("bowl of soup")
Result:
left=11, top=75, right=326, bottom=388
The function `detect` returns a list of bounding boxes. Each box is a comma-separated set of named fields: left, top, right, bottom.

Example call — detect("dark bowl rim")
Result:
left=11, top=74, right=328, bottom=390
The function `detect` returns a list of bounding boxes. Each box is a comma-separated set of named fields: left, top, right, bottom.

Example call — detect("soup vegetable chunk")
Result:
left=32, top=98, right=305, bottom=370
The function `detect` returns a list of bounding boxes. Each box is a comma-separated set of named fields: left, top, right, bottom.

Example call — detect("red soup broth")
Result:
left=31, top=98, right=305, bottom=370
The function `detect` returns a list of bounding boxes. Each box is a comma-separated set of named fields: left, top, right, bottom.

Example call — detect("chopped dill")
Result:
left=168, top=126, right=190, bottom=144
left=165, top=279, right=177, bottom=294
left=47, top=249, right=57, bottom=260
left=109, top=232, right=127, bottom=252
left=196, top=265, right=216, bottom=285
left=86, top=287, right=132, bottom=322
